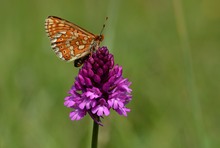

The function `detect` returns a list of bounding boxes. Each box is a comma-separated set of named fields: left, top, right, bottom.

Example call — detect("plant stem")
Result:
left=91, top=120, right=99, bottom=148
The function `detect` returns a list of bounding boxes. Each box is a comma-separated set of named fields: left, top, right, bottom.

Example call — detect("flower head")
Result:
left=64, top=47, right=132, bottom=125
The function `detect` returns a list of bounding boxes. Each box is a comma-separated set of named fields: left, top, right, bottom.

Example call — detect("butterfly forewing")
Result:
left=45, top=16, right=100, bottom=62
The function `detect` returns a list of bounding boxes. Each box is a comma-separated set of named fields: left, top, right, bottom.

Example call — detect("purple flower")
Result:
left=64, top=47, right=132, bottom=125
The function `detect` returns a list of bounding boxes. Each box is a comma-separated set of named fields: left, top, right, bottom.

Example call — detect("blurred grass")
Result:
left=1, top=0, right=220, bottom=147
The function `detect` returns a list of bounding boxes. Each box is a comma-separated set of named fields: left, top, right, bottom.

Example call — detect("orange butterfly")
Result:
left=45, top=16, right=105, bottom=67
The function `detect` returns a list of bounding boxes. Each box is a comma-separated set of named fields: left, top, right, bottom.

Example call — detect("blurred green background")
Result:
left=1, top=0, right=220, bottom=147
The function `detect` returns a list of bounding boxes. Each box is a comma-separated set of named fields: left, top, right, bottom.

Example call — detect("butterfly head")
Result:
left=95, top=34, right=104, bottom=42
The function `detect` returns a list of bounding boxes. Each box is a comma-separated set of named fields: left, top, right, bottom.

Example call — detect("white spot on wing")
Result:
left=75, top=54, right=81, bottom=57
left=79, top=45, right=85, bottom=50
left=51, top=38, right=57, bottom=43
left=70, top=49, right=74, bottom=56
left=82, top=40, right=87, bottom=44
left=70, top=46, right=73, bottom=50
left=54, top=33, right=62, bottom=38
left=58, top=24, right=65, bottom=27
left=72, top=36, right=77, bottom=39
left=54, top=47, right=59, bottom=52
left=51, top=44, right=56, bottom=48
left=74, top=32, right=79, bottom=37
left=60, top=31, right=66, bottom=34
left=47, top=19, right=53, bottom=23
left=56, top=52, right=63, bottom=58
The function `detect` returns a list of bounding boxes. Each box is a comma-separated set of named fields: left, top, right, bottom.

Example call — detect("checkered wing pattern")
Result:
left=45, top=16, right=103, bottom=63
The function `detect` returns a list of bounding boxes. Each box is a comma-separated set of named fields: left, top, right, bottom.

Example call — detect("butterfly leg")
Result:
left=89, top=46, right=96, bottom=56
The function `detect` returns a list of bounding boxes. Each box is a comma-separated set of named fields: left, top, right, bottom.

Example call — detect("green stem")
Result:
left=91, top=120, right=99, bottom=148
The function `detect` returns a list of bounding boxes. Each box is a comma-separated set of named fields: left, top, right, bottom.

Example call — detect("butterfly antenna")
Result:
left=99, top=17, right=108, bottom=35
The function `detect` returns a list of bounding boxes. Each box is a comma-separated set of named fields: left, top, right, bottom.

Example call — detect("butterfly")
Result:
left=45, top=16, right=105, bottom=67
